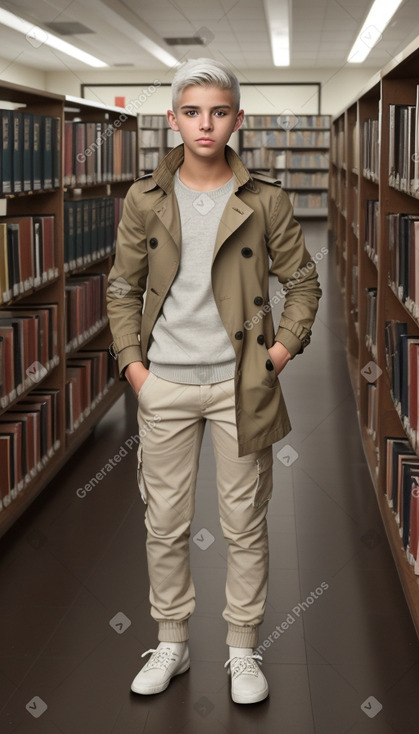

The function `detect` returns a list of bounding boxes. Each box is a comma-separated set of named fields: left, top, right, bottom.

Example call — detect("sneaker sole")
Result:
left=130, top=659, right=190, bottom=695
left=231, top=685, right=269, bottom=704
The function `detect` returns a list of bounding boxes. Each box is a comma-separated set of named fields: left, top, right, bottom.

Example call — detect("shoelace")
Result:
left=224, top=653, right=263, bottom=678
left=140, top=647, right=178, bottom=671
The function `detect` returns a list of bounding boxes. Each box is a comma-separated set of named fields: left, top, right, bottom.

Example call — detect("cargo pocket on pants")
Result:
left=252, top=448, right=273, bottom=509
left=137, top=443, right=147, bottom=504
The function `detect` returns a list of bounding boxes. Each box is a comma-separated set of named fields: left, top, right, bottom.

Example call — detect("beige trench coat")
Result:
left=106, top=144, right=322, bottom=456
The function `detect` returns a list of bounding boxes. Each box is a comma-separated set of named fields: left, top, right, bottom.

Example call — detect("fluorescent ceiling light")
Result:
left=347, top=0, right=404, bottom=63
left=264, top=0, right=291, bottom=66
left=140, top=38, right=179, bottom=68
left=0, top=8, right=108, bottom=67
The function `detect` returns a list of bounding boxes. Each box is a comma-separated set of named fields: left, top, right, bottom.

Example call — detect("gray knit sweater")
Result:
left=147, top=169, right=236, bottom=384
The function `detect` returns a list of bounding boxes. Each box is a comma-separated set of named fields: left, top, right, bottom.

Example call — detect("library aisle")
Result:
left=0, top=221, right=418, bottom=734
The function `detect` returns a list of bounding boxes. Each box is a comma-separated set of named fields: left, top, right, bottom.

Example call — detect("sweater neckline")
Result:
left=174, top=168, right=234, bottom=198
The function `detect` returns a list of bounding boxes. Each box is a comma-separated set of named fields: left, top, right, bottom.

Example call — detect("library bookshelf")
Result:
left=137, top=113, right=331, bottom=218
left=328, top=36, right=419, bottom=637
left=239, top=114, right=331, bottom=218
left=0, top=81, right=137, bottom=538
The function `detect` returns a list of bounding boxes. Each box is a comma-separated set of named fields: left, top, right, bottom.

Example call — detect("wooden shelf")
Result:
left=328, top=34, right=419, bottom=639
left=0, top=82, right=138, bottom=537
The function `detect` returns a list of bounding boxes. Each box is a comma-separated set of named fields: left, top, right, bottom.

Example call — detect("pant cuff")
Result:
left=158, top=620, right=189, bottom=642
left=226, top=623, right=259, bottom=647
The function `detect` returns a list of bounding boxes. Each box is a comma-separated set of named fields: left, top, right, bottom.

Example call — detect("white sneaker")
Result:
left=224, top=652, right=269, bottom=704
left=131, top=643, right=190, bottom=695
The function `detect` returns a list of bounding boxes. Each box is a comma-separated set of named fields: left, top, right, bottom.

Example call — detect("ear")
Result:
left=232, top=109, right=245, bottom=133
left=167, top=109, right=180, bottom=131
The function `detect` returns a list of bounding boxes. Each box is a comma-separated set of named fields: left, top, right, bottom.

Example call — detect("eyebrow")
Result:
left=179, top=104, right=232, bottom=110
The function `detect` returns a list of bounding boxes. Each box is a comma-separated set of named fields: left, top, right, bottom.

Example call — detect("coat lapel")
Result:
left=212, top=194, right=254, bottom=264
left=152, top=189, right=182, bottom=255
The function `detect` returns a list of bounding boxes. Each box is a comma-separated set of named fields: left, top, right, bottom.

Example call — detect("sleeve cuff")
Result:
left=275, top=328, right=304, bottom=358
left=117, top=346, right=143, bottom=378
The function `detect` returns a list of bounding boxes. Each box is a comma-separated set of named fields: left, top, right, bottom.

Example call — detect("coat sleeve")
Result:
left=266, top=188, right=322, bottom=358
left=106, top=183, right=149, bottom=377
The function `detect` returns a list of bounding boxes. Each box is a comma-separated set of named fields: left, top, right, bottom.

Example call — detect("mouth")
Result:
left=196, top=137, right=215, bottom=142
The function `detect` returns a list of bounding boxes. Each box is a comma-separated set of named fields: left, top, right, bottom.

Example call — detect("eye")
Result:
left=185, top=110, right=197, bottom=116
left=214, top=110, right=226, bottom=117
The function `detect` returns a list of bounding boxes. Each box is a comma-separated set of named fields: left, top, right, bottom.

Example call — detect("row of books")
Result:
left=331, top=129, right=345, bottom=168
left=64, top=197, right=124, bottom=271
left=388, top=213, right=419, bottom=316
left=139, top=129, right=163, bottom=148
left=64, top=121, right=136, bottom=186
left=288, top=191, right=328, bottom=210
left=0, top=215, right=57, bottom=305
left=0, top=305, right=59, bottom=408
left=362, top=118, right=379, bottom=181
left=365, top=199, right=379, bottom=264
left=139, top=150, right=160, bottom=171
left=0, top=110, right=61, bottom=195
left=282, top=171, right=329, bottom=188
left=66, top=350, right=118, bottom=433
left=139, top=116, right=168, bottom=128
left=65, top=274, right=108, bottom=353
left=386, top=437, right=419, bottom=574
left=242, top=130, right=330, bottom=148
left=0, top=388, right=60, bottom=508
left=389, top=96, right=419, bottom=195
left=240, top=148, right=276, bottom=170
left=244, top=115, right=330, bottom=129
left=365, top=288, right=377, bottom=358
left=384, top=321, right=419, bottom=449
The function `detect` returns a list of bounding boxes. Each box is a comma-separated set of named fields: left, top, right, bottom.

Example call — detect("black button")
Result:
left=149, top=237, right=158, bottom=248
left=254, top=296, right=263, bottom=306
left=235, top=331, right=243, bottom=340
left=265, top=359, right=274, bottom=371
left=241, top=247, right=253, bottom=258
left=257, top=334, right=265, bottom=345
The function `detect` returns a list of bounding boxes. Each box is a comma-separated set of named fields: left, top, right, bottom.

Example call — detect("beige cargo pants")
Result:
left=136, top=373, right=273, bottom=648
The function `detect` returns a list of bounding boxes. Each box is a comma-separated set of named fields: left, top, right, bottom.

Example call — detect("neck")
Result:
left=179, top=146, right=232, bottom=190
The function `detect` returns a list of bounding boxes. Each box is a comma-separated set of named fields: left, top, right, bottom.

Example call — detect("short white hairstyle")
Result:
left=171, top=57, right=240, bottom=112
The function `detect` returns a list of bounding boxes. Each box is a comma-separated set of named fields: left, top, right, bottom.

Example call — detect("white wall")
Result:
left=45, top=66, right=375, bottom=117
left=0, top=56, right=46, bottom=90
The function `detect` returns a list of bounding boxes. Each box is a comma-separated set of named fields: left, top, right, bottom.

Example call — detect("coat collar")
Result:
left=151, top=143, right=251, bottom=193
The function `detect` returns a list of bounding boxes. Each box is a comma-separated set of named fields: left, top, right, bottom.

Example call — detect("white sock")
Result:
left=157, top=641, right=187, bottom=654
left=229, top=646, right=253, bottom=658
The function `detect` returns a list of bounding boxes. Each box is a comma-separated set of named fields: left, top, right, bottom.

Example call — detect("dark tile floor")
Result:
left=1, top=221, right=419, bottom=734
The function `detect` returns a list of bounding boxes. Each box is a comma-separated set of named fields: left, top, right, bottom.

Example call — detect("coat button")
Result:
left=241, top=247, right=253, bottom=258
left=235, top=331, right=243, bottom=340
left=149, top=237, right=158, bottom=248
left=265, top=359, right=274, bottom=371
left=257, top=334, right=265, bottom=345
left=254, top=296, right=263, bottom=306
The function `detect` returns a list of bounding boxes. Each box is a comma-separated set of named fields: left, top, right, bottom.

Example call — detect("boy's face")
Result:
left=167, top=85, right=244, bottom=160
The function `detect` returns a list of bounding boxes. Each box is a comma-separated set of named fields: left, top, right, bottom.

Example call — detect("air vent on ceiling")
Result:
left=164, top=36, right=205, bottom=46
left=113, top=63, right=135, bottom=67
left=45, top=22, right=94, bottom=35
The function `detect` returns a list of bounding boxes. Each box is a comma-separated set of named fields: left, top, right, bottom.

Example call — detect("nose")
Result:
left=200, top=113, right=212, bottom=130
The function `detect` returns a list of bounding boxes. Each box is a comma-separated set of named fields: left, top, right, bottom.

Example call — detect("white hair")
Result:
left=171, top=57, right=240, bottom=112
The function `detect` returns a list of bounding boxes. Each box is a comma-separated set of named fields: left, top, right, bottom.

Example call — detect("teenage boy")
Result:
left=107, top=58, right=321, bottom=704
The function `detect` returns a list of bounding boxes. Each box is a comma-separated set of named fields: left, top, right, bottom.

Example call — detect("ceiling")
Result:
left=0, top=0, right=418, bottom=73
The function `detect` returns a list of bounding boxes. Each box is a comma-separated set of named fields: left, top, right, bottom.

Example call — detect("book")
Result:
left=0, top=434, right=12, bottom=508
left=0, top=110, right=12, bottom=194
left=388, top=213, right=419, bottom=314
left=12, top=110, right=23, bottom=194
left=365, top=200, right=379, bottom=264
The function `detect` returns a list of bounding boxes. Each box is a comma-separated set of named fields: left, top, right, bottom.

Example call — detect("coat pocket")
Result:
left=137, top=443, right=147, bottom=504
left=252, top=447, right=273, bottom=509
